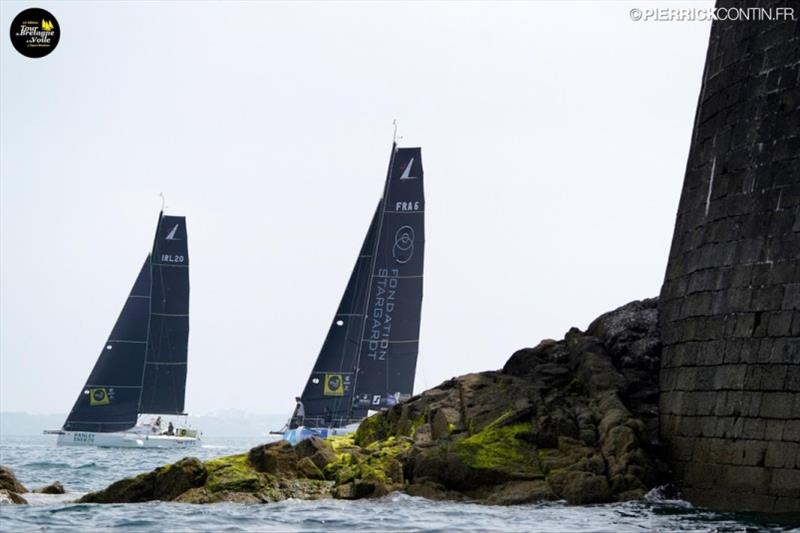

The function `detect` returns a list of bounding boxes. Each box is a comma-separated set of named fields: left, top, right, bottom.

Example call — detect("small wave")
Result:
left=21, top=461, right=71, bottom=469
left=644, top=485, right=693, bottom=508
left=23, top=492, right=80, bottom=506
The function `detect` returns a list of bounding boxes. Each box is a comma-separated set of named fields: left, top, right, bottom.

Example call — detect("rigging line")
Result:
left=137, top=249, right=156, bottom=413
left=349, top=142, right=397, bottom=421
left=328, top=202, right=381, bottom=421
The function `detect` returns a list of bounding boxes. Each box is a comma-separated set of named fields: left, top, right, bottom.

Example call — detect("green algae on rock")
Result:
left=80, top=298, right=666, bottom=506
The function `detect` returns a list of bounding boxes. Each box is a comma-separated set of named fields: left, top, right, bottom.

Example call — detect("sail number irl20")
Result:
left=160, top=254, right=185, bottom=263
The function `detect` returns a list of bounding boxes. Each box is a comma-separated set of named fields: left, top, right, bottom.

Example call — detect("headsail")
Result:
left=139, top=214, right=190, bottom=415
left=63, top=212, right=190, bottom=433
left=299, top=144, right=424, bottom=427
left=63, top=258, right=151, bottom=432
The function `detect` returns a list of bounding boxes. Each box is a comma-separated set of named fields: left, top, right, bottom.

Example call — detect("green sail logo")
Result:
left=324, top=374, right=344, bottom=396
left=89, top=388, right=111, bottom=406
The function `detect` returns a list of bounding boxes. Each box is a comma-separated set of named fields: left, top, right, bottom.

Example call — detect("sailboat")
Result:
left=45, top=211, right=200, bottom=448
left=283, top=142, right=425, bottom=444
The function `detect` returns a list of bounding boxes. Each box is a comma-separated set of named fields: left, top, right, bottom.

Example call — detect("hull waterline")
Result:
left=54, top=430, right=199, bottom=449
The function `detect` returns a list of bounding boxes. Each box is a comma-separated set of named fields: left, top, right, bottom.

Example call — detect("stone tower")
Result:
left=659, top=2, right=800, bottom=514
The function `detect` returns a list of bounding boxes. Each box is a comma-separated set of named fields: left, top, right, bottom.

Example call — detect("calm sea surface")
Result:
left=1, top=435, right=797, bottom=532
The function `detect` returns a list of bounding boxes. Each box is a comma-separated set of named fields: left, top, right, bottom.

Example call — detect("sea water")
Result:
left=1, top=435, right=797, bottom=532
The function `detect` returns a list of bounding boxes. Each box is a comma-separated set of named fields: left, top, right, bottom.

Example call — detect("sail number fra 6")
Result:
left=160, top=254, right=185, bottom=263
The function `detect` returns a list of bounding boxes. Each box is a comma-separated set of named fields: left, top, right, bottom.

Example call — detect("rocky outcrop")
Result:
left=80, top=457, right=210, bottom=503
left=0, top=489, right=27, bottom=505
left=33, top=481, right=65, bottom=494
left=0, top=466, right=28, bottom=505
left=81, top=298, right=666, bottom=505
left=0, top=466, right=27, bottom=493
left=371, top=298, right=665, bottom=504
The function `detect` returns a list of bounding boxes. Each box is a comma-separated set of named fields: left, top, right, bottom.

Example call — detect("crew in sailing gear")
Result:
left=290, top=397, right=305, bottom=429
left=166, top=422, right=174, bottom=436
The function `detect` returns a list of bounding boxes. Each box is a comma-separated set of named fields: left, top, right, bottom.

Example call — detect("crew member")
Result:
left=289, top=397, right=305, bottom=429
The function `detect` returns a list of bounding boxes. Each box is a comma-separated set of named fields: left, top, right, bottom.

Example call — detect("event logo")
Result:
left=392, top=225, right=415, bottom=264
left=10, top=8, right=60, bottom=58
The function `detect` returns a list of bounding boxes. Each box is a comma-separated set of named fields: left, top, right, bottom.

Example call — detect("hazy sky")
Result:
left=1, top=1, right=713, bottom=417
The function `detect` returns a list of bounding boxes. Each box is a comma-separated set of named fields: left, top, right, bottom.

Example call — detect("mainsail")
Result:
left=299, top=144, right=425, bottom=427
left=139, top=215, right=190, bottom=414
left=63, top=213, right=190, bottom=432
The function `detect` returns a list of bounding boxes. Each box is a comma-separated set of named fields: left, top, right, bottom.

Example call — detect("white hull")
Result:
left=55, top=430, right=199, bottom=449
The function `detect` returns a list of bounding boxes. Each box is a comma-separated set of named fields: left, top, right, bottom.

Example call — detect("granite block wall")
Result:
left=658, top=1, right=800, bottom=513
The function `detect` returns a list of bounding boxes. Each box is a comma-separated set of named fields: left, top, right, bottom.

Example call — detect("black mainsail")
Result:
left=298, top=144, right=425, bottom=427
left=63, top=213, right=190, bottom=433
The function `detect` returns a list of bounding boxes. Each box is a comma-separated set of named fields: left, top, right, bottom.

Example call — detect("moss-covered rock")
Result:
left=297, top=457, right=325, bottom=480
left=205, top=454, right=262, bottom=493
left=79, top=457, right=207, bottom=503
left=295, top=437, right=337, bottom=470
left=82, top=298, right=666, bottom=507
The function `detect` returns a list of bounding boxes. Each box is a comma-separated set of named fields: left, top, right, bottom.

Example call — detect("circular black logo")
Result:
left=10, top=8, right=60, bottom=58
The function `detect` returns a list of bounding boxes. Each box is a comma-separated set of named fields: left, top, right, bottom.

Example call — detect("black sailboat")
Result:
left=288, top=143, right=425, bottom=437
left=50, top=212, right=197, bottom=447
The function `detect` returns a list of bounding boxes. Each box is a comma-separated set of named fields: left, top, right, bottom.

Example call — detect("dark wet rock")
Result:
left=248, top=440, right=300, bottom=477
left=0, top=466, right=27, bottom=493
left=0, top=489, right=27, bottom=505
left=79, top=457, right=208, bottom=503
left=0, top=466, right=28, bottom=505
left=297, top=457, right=325, bottom=480
left=470, top=480, right=554, bottom=505
left=34, top=481, right=65, bottom=494
left=295, top=436, right=337, bottom=470
left=83, top=298, right=665, bottom=506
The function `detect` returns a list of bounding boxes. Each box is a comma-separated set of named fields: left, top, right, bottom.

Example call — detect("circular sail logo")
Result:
left=10, top=8, right=60, bottom=58
left=324, top=373, right=344, bottom=396
left=392, top=225, right=415, bottom=264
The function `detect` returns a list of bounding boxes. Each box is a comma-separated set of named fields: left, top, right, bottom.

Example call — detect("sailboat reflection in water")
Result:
left=45, top=211, right=200, bottom=448
left=281, top=141, right=425, bottom=445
